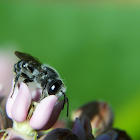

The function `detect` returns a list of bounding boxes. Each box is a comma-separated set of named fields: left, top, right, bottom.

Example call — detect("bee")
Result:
left=11, top=51, right=69, bottom=116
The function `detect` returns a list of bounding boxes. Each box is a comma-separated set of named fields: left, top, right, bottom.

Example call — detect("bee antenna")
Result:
left=62, top=92, right=69, bottom=117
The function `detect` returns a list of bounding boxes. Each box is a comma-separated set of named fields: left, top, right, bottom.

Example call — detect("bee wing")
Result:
left=15, top=51, right=42, bottom=68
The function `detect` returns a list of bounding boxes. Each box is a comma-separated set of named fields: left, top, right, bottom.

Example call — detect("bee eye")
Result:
left=22, top=62, right=26, bottom=68
left=48, top=80, right=62, bottom=95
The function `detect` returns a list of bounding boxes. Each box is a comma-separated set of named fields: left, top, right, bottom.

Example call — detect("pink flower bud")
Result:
left=5, top=81, right=65, bottom=137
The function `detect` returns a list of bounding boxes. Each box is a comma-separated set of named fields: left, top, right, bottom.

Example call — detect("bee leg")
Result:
left=66, top=97, right=69, bottom=117
left=38, top=84, right=46, bottom=102
left=10, top=74, right=20, bottom=98
left=62, top=94, right=65, bottom=110
left=23, top=78, right=33, bottom=85
left=62, top=94, right=69, bottom=117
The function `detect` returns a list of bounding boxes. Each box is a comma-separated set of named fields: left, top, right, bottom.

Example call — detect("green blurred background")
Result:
left=0, top=1, right=140, bottom=139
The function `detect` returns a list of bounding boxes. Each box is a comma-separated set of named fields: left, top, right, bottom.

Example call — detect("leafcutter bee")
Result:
left=11, top=51, right=69, bottom=116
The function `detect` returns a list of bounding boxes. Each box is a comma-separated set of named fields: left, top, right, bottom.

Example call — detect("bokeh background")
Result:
left=0, top=1, right=140, bottom=139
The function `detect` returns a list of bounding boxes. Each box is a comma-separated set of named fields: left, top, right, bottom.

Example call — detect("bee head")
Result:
left=47, top=79, right=69, bottom=117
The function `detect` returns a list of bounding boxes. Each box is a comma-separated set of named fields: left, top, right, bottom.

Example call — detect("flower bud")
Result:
left=39, top=128, right=79, bottom=140
left=5, top=81, right=64, bottom=138
left=71, top=101, right=114, bottom=137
